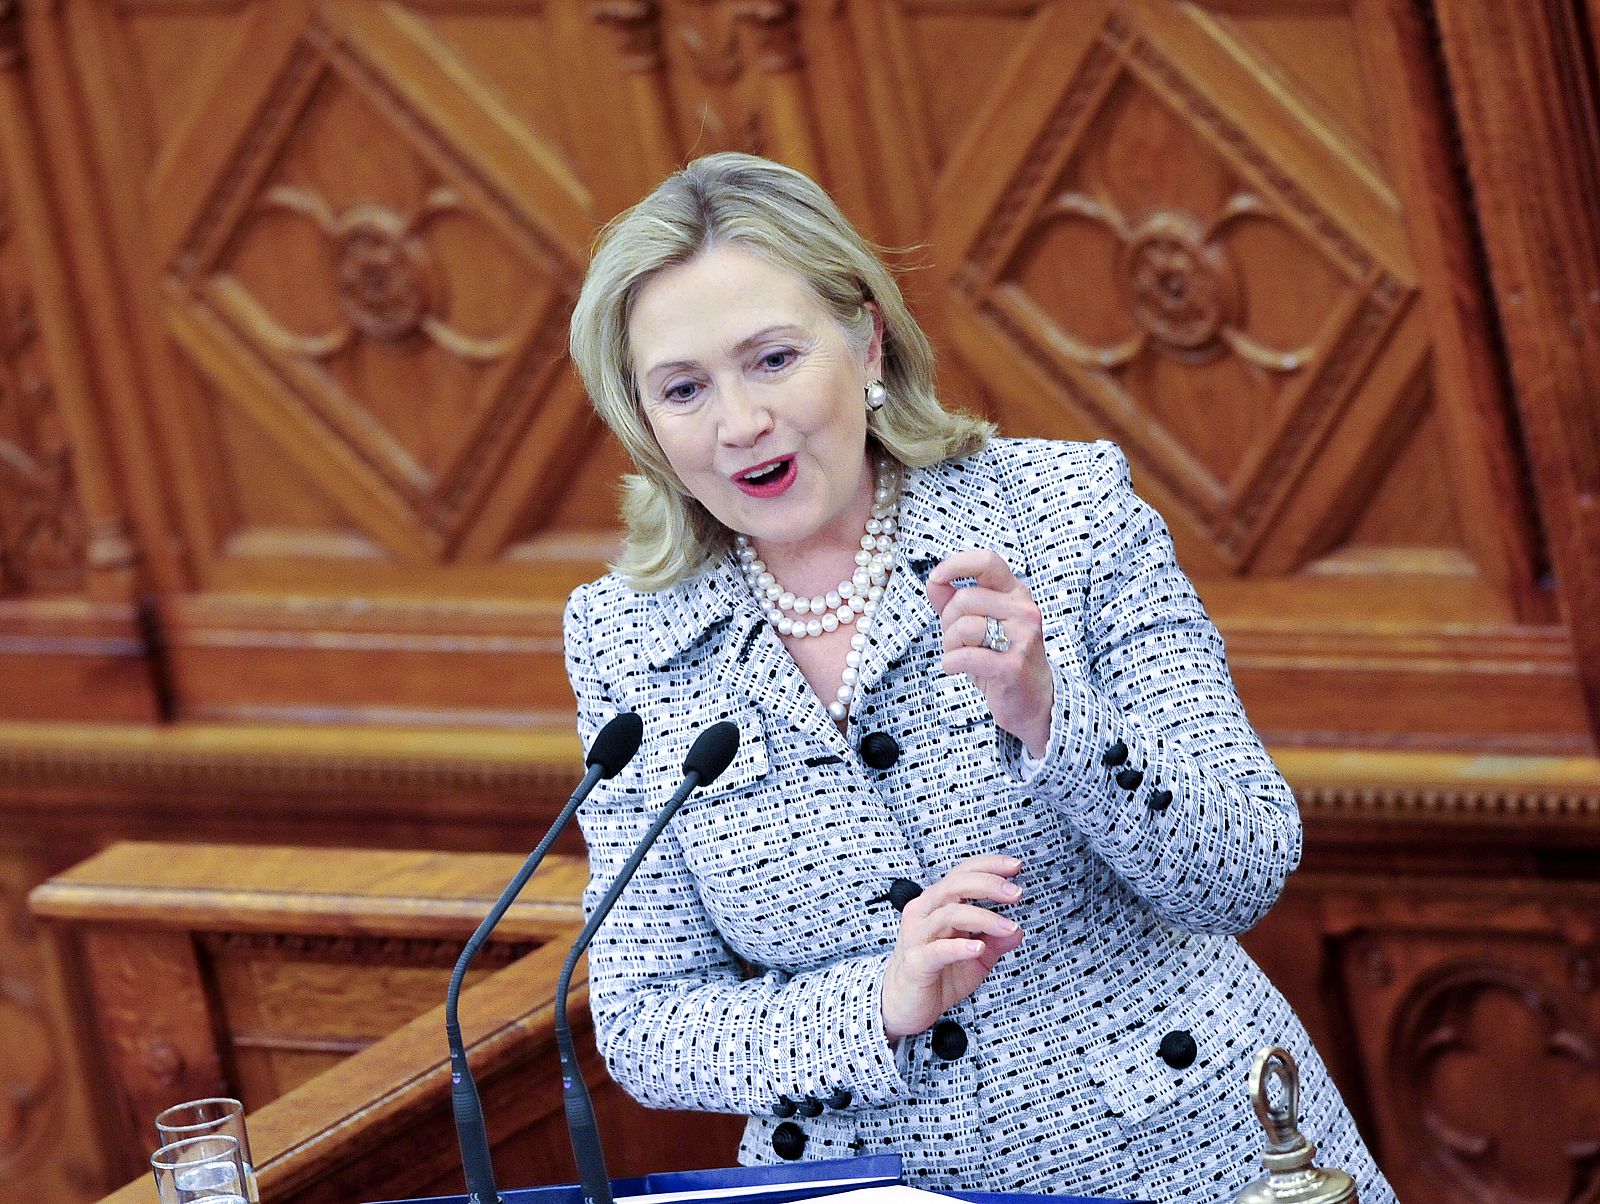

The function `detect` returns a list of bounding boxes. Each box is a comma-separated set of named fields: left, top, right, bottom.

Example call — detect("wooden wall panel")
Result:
left=1429, top=0, right=1600, bottom=730
left=0, top=7, right=158, bottom=722
left=1334, top=889, right=1600, bottom=1204
left=0, top=0, right=1588, bottom=746
left=1245, top=870, right=1600, bottom=1204
left=143, top=3, right=598, bottom=563
left=0, top=0, right=1586, bottom=750
left=927, top=0, right=1579, bottom=751
left=1241, top=749, right=1600, bottom=1200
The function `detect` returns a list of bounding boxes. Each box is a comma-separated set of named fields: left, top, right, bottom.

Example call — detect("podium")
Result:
left=365, top=1155, right=1146, bottom=1204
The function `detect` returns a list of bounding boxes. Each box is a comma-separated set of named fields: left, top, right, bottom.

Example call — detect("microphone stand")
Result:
left=555, top=721, right=739, bottom=1204
left=446, top=763, right=603, bottom=1204
left=447, top=713, right=642, bottom=1204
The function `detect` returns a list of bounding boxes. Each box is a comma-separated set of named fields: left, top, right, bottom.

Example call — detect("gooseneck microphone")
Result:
left=556, top=721, right=740, bottom=1204
left=446, top=711, right=644, bottom=1204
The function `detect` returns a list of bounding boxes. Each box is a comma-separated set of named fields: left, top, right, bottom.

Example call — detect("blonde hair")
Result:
left=569, top=152, right=992, bottom=590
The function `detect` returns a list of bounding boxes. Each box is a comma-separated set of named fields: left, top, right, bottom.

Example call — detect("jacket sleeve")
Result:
left=564, top=584, right=913, bottom=1116
left=1002, top=441, right=1302, bottom=934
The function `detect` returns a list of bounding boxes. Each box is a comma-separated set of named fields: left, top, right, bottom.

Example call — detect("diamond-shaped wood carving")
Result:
left=944, top=13, right=1418, bottom=570
left=152, top=5, right=596, bottom=559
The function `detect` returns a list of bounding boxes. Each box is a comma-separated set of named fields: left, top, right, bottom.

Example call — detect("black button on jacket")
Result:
left=1158, top=1029, right=1198, bottom=1069
left=931, top=1020, right=969, bottom=1061
left=859, top=731, right=900, bottom=769
left=771, top=1121, right=807, bottom=1160
left=885, top=878, right=922, bottom=911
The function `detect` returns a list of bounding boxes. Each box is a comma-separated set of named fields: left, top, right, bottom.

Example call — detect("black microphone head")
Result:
left=682, top=720, right=739, bottom=785
left=586, top=712, right=643, bottom=780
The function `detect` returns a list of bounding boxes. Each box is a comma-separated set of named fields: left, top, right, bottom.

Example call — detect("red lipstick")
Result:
left=733, top=456, right=797, bottom=498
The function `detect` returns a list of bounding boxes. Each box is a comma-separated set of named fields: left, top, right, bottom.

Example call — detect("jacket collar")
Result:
left=643, top=550, right=752, bottom=670
left=641, top=550, right=834, bottom=747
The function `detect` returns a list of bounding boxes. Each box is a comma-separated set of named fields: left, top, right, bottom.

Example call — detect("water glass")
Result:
left=155, top=1098, right=258, bottom=1203
left=150, top=1134, right=248, bottom=1203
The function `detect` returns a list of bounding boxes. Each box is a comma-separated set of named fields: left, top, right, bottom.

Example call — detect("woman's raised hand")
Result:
left=927, top=549, right=1055, bottom=757
left=880, top=855, right=1025, bottom=1042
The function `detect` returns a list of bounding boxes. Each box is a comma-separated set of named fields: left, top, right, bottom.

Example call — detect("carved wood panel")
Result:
left=0, top=201, right=86, bottom=601
left=1236, top=764, right=1600, bottom=1204
left=1427, top=0, right=1600, bottom=731
left=0, top=16, right=158, bottom=724
left=1324, top=885, right=1600, bottom=1204
left=136, top=2, right=598, bottom=566
left=925, top=0, right=1581, bottom=750
left=23, top=0, right=1579, bottom=749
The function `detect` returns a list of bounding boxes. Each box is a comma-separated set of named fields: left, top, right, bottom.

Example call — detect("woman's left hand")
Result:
left=927, top=550, right=1055, bottom=758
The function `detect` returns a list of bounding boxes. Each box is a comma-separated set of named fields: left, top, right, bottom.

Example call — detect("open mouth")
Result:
left=734, top=456, right=797, bottom=497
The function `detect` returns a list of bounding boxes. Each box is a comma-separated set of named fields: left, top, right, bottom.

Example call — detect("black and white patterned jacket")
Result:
left=564, top=439, right=1394, bottom=1202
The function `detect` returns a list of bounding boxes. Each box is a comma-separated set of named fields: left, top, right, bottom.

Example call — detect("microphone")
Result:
left=446, top=712, right=643, bottom=1204
left=556, top=721, right=740, bottom=1204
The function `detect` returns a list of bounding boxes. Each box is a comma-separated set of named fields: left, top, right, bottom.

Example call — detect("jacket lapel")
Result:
left=645, top=551, right=843, bottom=751
left=856, top=449, right=1027, bottom=697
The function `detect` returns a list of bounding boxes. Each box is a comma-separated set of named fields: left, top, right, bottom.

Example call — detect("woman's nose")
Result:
left=717, top=382, right=773, bottom=446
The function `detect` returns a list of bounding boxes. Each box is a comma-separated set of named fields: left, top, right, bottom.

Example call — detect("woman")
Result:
left=564, top=153, right=1394, bottom=1202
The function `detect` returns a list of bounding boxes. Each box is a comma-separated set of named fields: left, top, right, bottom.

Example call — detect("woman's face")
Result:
left=629, top=244, right=881, bottom=558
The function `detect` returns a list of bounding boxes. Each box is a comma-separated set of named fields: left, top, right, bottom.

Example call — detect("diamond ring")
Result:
left=982, top=616, right=1010, bottom=653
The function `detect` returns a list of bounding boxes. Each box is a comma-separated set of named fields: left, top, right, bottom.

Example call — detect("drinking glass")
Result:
left=155, top=1098, right=258, bottom=1203
left=150, top=1134, right=248, bottom=1203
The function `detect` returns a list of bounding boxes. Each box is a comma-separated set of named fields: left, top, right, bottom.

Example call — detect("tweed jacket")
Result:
left=564, top=439, right=1395, bottom=1203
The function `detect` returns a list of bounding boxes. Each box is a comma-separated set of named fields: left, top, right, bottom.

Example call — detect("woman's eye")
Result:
left=662, top=381, right=699, bottom=403
left=759, top=348, right=795, bottom=371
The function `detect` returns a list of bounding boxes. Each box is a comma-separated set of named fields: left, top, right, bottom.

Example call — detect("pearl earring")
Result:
left=864, top=379, right=888, bottom=411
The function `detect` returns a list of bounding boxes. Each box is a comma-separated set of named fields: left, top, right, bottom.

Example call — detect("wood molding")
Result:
left=1278, top=748, right=1600, bottom=846
left=6, top=722, right=1598, bottom=834
left=154, top=591, right=580, bottom=726
left=0, top=602, right=157, bottom=721
left=194, top=928, right=538, bottom=970
left=0, top=721, right=580, bottom=797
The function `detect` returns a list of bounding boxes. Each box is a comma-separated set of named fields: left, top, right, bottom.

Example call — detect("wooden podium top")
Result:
left=31, top=841, right=587, bottom=942
left=40, top=840, right=740, bottom=1204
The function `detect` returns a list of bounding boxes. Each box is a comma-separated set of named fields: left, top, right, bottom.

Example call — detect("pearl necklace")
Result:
left=735, top=462, right=901, bottom=722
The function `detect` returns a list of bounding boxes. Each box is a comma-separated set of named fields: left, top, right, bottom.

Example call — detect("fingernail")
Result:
left=1004, top=883, right=1022, bottom=898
